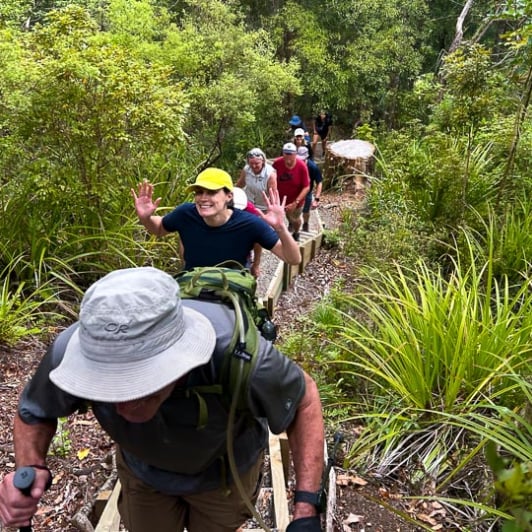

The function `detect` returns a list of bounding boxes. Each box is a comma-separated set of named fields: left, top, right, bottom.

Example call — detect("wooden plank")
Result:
left=310, top=237, right=318, bottom=260
left=278, top=432, right=290, bottom=485
left=283, top=261, right=299, bottom=289
left=299, top=239, right=314, bottom=273
left=260, top=260, right=284, bottom=317
left=312, top=210, right=324, bottom=258
left=313, top=232, right=323, bottom=251
left=325, top=465, right=337, bottom=532
left=93, top=489, right=113, bottom=524
left=269, top=432, right=290, bottom=531
left=321, top=435, right=338, bottom=532
left=95, top=479, right=121, bottom=532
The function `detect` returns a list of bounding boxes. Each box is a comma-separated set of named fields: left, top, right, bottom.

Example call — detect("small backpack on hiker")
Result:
left=175, top=264, right=277, bottom=411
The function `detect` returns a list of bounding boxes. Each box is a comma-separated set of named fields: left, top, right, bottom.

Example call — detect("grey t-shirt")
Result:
left=18, top=299, right=305, bottom=494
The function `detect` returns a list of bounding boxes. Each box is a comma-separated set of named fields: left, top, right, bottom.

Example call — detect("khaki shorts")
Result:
left=285, top=206, right=303, bottom=224
left=116, top=450, right=263, bottom=532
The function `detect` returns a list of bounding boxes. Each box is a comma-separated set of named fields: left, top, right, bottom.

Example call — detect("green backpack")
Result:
left=175, top=265, right=279, bottom=530
left=175, top=265, right=276, bottom=412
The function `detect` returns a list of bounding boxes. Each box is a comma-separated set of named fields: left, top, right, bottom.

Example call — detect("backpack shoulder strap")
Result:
left=175, top=267, right=261, bottom=411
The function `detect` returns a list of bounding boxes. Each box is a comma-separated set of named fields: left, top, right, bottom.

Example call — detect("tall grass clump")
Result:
left=0, top=257, right=66, bottom=346
left=375, top=131, right=499, bottom=230
left=0, top=169, right=189, bottom=290
left=346, top=147, right=446, bottom=272
left=459, top=199, right=532, bottom=287
left=325, top=237, right=531, bottom=528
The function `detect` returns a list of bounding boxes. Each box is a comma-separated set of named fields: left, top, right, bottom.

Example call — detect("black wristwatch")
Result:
left=294, top=490, right=323, bottom=512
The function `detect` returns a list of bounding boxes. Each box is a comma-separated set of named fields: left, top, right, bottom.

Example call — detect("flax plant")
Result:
left=327, top=244, right=531, bottom=525
left=0, top=257, right=64, bottom=345
left=336, top=261, right=530, bottom=411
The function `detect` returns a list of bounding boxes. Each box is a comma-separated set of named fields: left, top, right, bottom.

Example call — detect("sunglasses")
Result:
left=247, top=151, right=263, bottom=158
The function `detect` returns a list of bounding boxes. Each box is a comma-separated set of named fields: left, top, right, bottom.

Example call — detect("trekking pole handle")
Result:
left=13, top=466, right=35, bottom=532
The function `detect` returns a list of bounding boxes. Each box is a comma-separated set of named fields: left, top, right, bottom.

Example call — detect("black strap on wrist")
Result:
left=294, top=490, right=322, bottom=511
left=28, top=464, right=53, bottom=491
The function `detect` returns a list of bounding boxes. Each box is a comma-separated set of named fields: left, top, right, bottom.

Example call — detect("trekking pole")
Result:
left=13, top=466, right=35, bottom=532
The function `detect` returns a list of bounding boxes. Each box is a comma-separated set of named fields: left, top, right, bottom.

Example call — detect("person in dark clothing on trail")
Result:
left=312, top=110, right=333, bottom=157
left=296, top=146, right=323, bottom=233
left=131, top=168, right=300, bottom=271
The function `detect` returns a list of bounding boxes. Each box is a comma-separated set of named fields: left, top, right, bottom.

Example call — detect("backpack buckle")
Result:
left=234, top=342, right=252, bottom=361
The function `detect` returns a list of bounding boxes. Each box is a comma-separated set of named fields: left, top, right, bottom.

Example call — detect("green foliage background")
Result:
left=1, top=0, right=531, bottom=529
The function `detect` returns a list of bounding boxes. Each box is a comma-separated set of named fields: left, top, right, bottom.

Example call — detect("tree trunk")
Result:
left=323, top=140, right=375, bottom=198
left=449, top=0, right=475, bottom=53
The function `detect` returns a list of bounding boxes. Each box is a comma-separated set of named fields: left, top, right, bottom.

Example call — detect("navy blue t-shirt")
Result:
left=162, top=203, right=279, bottom=269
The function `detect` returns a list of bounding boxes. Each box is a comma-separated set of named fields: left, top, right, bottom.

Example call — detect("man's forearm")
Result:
left=287, top=372, right=324, bottom=518
left=287, top=372, right=324, bottom=491
left=14, top=413, right=57, bottom=467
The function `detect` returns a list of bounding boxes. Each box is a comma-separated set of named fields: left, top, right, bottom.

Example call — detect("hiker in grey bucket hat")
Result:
left=0, top=267, right=324, bottom=532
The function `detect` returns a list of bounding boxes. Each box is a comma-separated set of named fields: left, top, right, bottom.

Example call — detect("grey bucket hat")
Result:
left=50, top=267, right=216, bottom=402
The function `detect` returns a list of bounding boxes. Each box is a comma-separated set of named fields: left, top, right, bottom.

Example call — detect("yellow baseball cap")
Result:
left=187, top=168, right=234, bottom=191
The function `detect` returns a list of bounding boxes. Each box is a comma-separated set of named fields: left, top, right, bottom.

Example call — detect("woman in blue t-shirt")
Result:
left=131, top=168, right=301, bottom=275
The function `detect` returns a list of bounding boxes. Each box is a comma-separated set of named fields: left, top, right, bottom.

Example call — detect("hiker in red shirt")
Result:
left=273, top=143, right=310, bottom=241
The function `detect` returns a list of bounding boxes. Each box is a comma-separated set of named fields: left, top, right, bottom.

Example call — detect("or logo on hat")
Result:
left=104, top=322, right=130, bottom=334
left=283, top=142, right=297, bottom=154
left=294, top=128, right=305, bottom=137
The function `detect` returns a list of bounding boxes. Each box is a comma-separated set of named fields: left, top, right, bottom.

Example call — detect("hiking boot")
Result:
left=292, top=232, right=300, bottom=242
left=302, top=222, right=309, bottom=232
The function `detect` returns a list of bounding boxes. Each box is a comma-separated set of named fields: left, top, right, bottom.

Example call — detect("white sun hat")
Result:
left=232, top=187, right=248, bottom=210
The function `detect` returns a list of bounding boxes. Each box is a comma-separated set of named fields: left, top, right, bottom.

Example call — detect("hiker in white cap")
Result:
left=293, top=127, right=313, bottom=160
left=0, top=267, right=324, bottom=532
left=132, top=167, right=301, bottom=272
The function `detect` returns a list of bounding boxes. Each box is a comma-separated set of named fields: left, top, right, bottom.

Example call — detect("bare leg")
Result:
left=292, top=215, right=302, bottom=234
left=311, top=133, right=320, bottom=155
